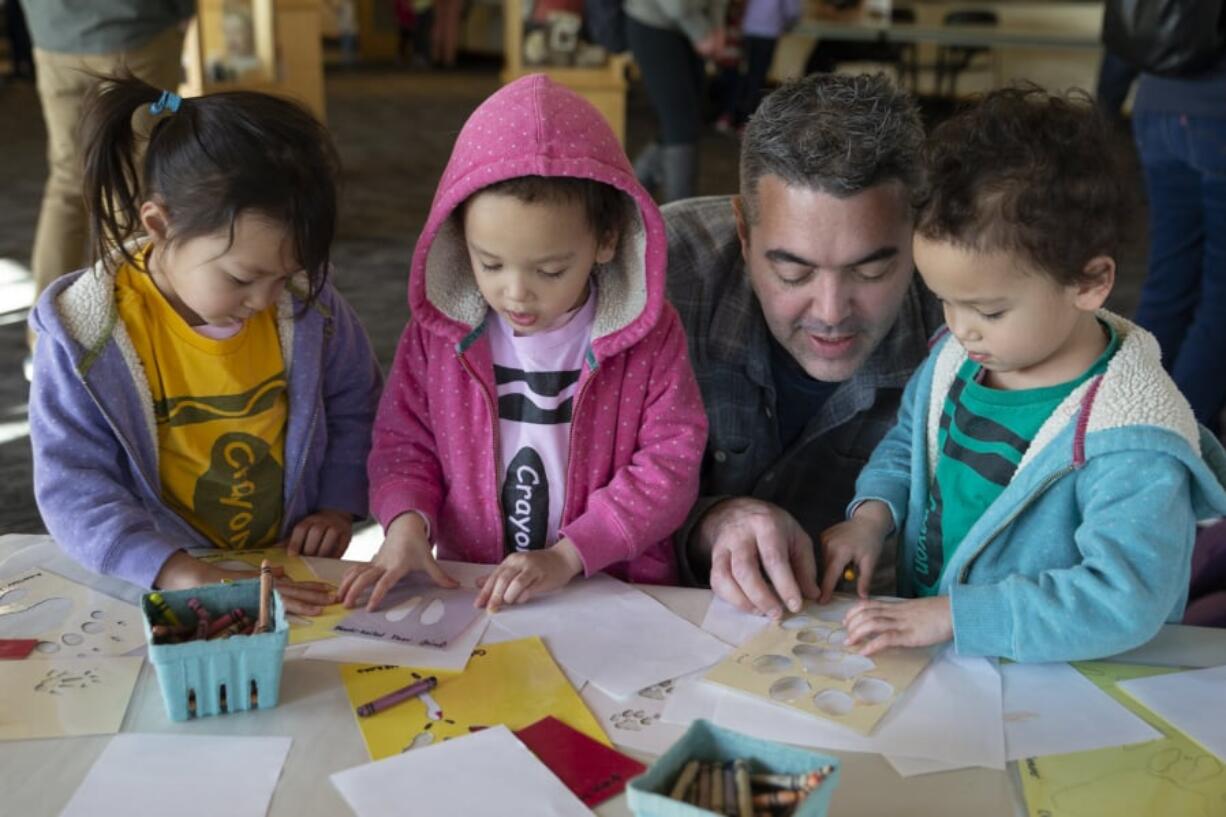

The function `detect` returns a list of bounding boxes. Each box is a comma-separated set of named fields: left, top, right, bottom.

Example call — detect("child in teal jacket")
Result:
left=821, top=86, right=1226, bottom=663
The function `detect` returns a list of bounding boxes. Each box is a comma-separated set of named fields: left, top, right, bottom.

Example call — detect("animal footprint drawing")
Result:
left=610, top=709, right=659, bottom=732
left=34, top=668, right=102, bottom=694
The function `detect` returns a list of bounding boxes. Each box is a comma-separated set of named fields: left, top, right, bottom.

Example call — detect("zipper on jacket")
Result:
left=956, top=464, right=1076, bottom=583
left=458, top=351, right=506, bottom=552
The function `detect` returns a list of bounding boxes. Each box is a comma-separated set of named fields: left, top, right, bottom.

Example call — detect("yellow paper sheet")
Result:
left=704, top=596, right=932, bottom=735
left=1020, top=661, right=1226, bottom=817
left=194, top=547, right=345, bottom=644
left=340, top=636, right=610, bottom=760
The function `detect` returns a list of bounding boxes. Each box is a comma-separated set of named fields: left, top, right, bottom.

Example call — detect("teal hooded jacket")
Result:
left=853, top=311, right=1226, bottom=662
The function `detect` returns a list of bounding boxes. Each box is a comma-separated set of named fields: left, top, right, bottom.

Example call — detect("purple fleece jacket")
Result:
left=28, top=259, right=382, bottom=588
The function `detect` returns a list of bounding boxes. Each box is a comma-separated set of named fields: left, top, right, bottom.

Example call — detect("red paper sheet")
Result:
left=516, top=716, right=646, bottom=807
left=0, top=639, right=39, bottom=660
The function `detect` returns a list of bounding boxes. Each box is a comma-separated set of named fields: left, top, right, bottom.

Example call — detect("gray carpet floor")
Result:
left=0, top=65, right=1148, bottom=535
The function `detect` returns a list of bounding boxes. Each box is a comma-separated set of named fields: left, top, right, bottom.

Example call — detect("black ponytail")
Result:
left=80, top=73, right=341, bottom=306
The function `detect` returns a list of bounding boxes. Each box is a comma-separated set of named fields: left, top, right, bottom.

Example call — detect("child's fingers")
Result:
left=855, top=553, right=878, bottom=599
left=501, top=570, right=538, bottom=606
left=340, top=567, right=380, bottom=608
left=317, top=527, right=341, bottom=558
left=419, top=555, right=460, bottom=589
left=858, top=628, right=906, bottom=657
left=287, top=523, right=308, bottom=555
left=367, top=568, right=404, bottom=612
left=818, top=548, right=848, bottom=604
left=337, top=565, right=364, bottom=599
left=305, top=525, right=329, bottom=556
left=484, top=568, right=519, bottom=612
left=280, top=595, right=324, bottom=616
left=275, top=578, right=335, bottom=605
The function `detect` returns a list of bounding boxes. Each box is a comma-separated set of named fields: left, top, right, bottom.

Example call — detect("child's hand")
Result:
left=153, top=551, right=337, bottom=616
left=818, top=500, right=892, bottom=602
left=475, top=539, right=584, bottom=612
left=337, top=513, right=458, bottom=611
left=842, top=596, right=953, bottom=656
left=287, top=509, right=353, bottom=557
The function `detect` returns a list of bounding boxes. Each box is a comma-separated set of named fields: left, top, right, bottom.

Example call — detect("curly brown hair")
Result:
left=915, top=84, right=1135, bottom=286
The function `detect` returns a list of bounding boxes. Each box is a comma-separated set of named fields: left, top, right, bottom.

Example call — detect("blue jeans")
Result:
left=1133, top=112, right=1226, bottom=435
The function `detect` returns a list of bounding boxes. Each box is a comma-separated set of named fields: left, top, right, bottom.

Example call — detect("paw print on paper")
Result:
left=610, top=709, right=659, bottom=732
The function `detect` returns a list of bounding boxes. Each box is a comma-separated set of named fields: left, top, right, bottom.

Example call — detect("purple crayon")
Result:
left=356, top=676, right=438, bottom=718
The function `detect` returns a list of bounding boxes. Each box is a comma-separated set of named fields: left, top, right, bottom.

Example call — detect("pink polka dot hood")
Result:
left=368, top=74, right=709, bottom=583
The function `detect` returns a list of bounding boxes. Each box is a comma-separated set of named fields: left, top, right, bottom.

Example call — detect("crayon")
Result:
left=356, top=675, right=438, bottom=717
left=750, top=766, right=833, bottom=791
left=208, top=611, right=250, bottom=640
left=150, top=623, right=193, bottom=642
left=696, top=764, right=712, bottom=809
left=148, top=592, right=181, bottom=626
left=711, top=762, right=725, bottom=813
left=752, top=789, right=806, bottom=808
left=843, top=566, right=857, bottom=583
left=734, top=759, right=753, bottom=817
left=206, top=607, right=246, bottom=637
left=187, top=597, right=210, bottom=640
left=256, top=559, right=272, bottom=633
left=669, top=760, right=701, bottom=801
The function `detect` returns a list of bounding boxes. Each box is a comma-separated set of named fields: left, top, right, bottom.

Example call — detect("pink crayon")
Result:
left=206, top=608, right=247, bottom=639
left=187, top=597, right=210, bottom=640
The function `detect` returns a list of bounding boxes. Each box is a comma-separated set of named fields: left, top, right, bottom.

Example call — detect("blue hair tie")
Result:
left=149, top=90, right=182, bottom=115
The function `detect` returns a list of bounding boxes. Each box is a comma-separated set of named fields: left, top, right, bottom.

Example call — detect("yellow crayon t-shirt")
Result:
left=114, top=251, right=288, bottom=549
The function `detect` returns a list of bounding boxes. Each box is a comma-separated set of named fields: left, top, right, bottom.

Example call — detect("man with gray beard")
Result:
left=665, top=72, right=942, bottom=618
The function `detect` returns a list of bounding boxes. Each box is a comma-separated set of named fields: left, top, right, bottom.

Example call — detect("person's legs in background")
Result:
left=1133, top=112, right=1226, bottom=435
left=626, top=17, right=703, bottom=203
left=1185, top=519, right=1226, bottom=628
left=1095, top=50, right=1138, bottom=127
left=735, top=34, right=776, bottom=124
left=28, top=25, right=184, bottom=350
left=432, top=0, right=463, bottom=68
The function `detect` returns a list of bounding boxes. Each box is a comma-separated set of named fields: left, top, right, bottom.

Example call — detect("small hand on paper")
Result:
left=843, top=596, right=952, bottom=656
left=818, top=499, right=892, bottom=602
left=154, top=551, right=337, bottom=616
left=697, top=497, right=820, bottom=619
left=287, top=508, right=353, bottom=557
left=475, top=539, right=584, bottom=612
left=337, top=512, right=459, bottom=611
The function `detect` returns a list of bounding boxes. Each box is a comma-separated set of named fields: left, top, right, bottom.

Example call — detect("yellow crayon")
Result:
left=843, top=566, right=857, bottom=583
left=148, top=592, right=181, bottom=626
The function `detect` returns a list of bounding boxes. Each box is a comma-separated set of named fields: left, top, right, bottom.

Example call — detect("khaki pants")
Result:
left=30, top=25, right=185, bottom=306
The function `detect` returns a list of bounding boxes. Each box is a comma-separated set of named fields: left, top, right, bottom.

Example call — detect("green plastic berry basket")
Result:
left=626, top=719, right=840, bottom=817
left=141, top=579, right=287, bottom=721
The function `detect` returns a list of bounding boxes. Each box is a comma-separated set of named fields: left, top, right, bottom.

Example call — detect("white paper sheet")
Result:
left=1118, top=664, right=1226, bottom=762
left=59, top=733, right=292, bottom=817
left=0, top=656, right=143, bottom=740
left=712, top=649, right=1006, bottom=770
left=659, top=674, right=723, bottom=725
left=489, top=573, right=730, bottom=698
left=699, top=597, right=772, bottom=647
left=331, top=724, right=592, bottom=817
left=302, top=560, right=493, bottom=670
left=1002, top=661, right=1162, bottom=760
left=885, top=755, right=977, bottom=777
left=578, top=671, right=706, bottom=755
left=483, top=619, right=586, bottom=688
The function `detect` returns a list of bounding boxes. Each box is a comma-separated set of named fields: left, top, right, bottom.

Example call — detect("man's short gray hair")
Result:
left=739, top=72, right=924, bottom=223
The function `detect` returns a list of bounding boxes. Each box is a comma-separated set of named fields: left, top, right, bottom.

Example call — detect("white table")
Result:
left=3, top=533, right=1224, bottom=817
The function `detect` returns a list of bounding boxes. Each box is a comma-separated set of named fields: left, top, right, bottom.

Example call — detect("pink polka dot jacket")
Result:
left=368, top=74, right=709, bottom=583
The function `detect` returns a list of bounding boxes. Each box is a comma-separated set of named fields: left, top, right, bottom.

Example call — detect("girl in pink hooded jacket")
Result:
left=340, top=75, right=709, bottom=612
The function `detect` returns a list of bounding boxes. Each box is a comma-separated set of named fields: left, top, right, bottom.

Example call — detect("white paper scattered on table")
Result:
left=1118, top=663, right=1226, bottom=762
left=714, top=648, right=1005, bottom=769
left=59, top=733, right=291, bottom=817
left=885, top=755, right=979, bottom=777
left=699, top=597, right=772, bottom=647
left=489, top=573, right=730, bottom=698
left=302, top=560, right=493, bottom=670
left=579, top=672, right=706, bottom=755
left=659, top=673, right=723, bottom=725
left=483, top=619, right=586, bottom=688
left=1002, top=661, right=1162, bottom=760
left=0, top=656, right=143, bottom=740
left=331, top=724, right=592, bottom=817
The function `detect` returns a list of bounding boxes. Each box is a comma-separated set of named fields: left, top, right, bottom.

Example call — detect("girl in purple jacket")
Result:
left=340, top=75, right=708, bottom=613
left=27, top=76, right=381, bottom=614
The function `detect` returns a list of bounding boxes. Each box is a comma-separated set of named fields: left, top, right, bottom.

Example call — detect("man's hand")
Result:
left=843, top=596, right=952, bottom=656
left=695, top=498, right=820, bottom=619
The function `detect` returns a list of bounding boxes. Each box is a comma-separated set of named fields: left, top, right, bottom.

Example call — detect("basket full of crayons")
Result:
left=141, top=572, right=287, bottom=722
left=626, top=720, right=839, bottom=817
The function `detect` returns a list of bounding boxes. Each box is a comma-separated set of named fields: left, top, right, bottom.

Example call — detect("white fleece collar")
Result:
left=925, top=310, right=1200, bottom=480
